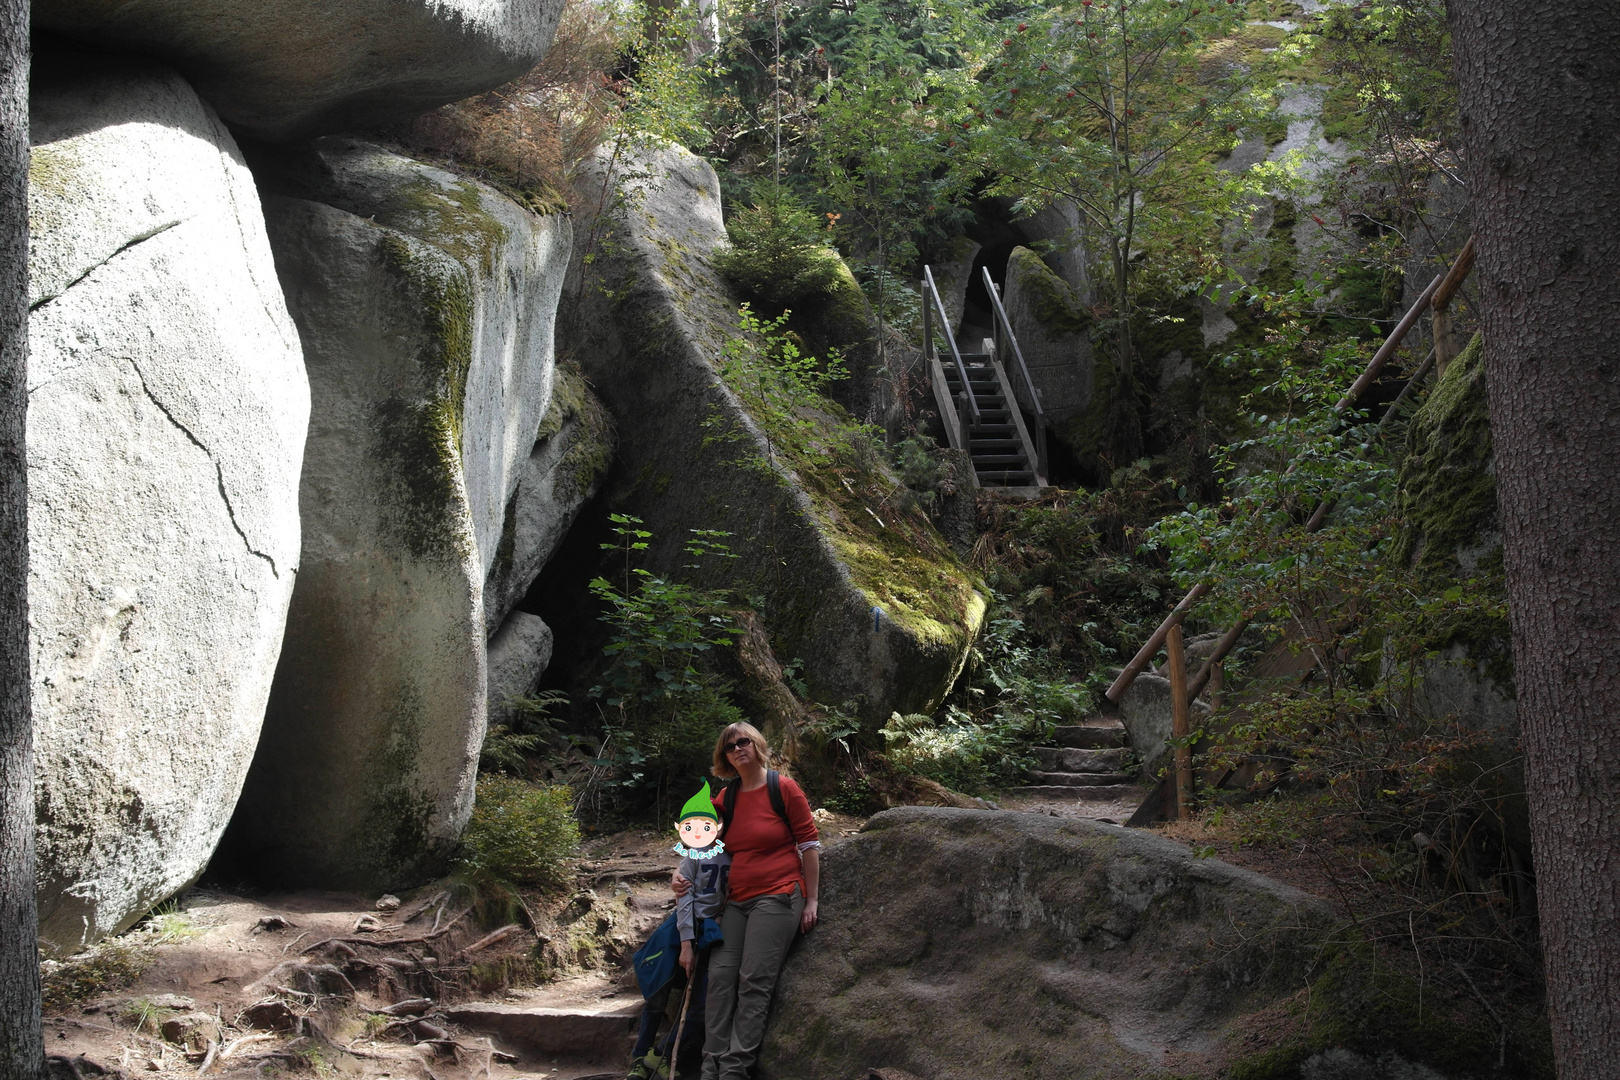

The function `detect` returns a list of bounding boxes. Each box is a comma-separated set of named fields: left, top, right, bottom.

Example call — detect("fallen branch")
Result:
left=194, top=1040, right=219, bottom=1075
left=455, top=925, right=521, bottom=959
left=218, top=1035, right=278, bottom=1060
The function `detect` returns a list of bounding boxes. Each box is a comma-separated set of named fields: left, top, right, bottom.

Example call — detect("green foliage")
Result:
left=587, top=515, right=744, bottom=806
left=711, top=305, right=854, bottom=473
left=882, top=708, right=1033, bottom=795
left=482, top=690, right=572, bottom=776
left=620, top=0, right=713, bottom=148
left=971, top=474, right=1183, bottom=674
left=966, top=2, right=1279, bottom=363
left=457, top=775, right=581, bottom=890
left=1140, top=308, right=1531, bottom=1049
left=714, top=184, right=848, bottom=307
left=813, top=0, right=979, bottom=341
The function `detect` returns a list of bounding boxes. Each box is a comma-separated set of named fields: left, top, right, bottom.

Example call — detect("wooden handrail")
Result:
left=980, top=266, right=1048, bottom=479
left=1105, top=583, right=1209, bottom=703
left=1431, top=236, right=1475, bottom=312
left=1335, top=271, right=1445, bottom=412
left=921, top=266, right=980, bottom=423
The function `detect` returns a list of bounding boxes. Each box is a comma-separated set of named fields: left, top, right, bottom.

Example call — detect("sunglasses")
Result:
left=723, top=737, right=755, bottom=754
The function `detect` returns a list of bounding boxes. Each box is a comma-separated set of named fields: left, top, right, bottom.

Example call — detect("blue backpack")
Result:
left=632, top=911, right=724, bottom=999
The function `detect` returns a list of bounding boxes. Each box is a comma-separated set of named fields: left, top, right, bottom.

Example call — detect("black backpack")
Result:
left=717, top=769, right=791, bottom=836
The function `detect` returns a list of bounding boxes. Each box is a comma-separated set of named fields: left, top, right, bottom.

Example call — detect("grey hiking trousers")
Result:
left=701, top=885, right=804, bottom=1080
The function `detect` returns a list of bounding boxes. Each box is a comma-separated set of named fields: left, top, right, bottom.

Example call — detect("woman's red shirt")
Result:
left=715, top=774, right=819, bottom=903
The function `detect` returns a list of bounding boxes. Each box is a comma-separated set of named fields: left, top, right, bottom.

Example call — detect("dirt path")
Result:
left=41, top=811, right=870, bottom=1080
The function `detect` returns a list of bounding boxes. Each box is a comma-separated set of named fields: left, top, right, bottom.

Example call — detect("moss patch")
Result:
left=1391, top=332, right=1512, bottom=687
left=541, top=360, right=616, bottom=503
left=1394, top=333, right=1495, bottom=574
left=1224, top=936, right=1554, bottom=1079
left=375, top=232, right=476, bottom=564
left=1008, top=246, right=1090, bottom=336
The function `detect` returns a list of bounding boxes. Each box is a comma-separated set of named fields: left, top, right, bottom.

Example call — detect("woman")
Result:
left=679, top=722, right=819, bottom=1080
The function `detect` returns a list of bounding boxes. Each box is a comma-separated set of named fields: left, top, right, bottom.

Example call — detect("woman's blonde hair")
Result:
left=711, top=722, right=768, bottom=779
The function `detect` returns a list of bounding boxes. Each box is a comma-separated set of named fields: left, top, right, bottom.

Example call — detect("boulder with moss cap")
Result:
left=568, top=138, right=986, bottom=724
left=35, top=0, right=565, bottom=141
left=220, top=140, right=571, bottom=889
left=27, top=52, right=309, bottom=951
left=1000, top=246, right=1094, bottom=434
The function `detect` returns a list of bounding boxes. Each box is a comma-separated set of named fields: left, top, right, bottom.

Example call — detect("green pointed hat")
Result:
left=678, top=780, right=720, bottom=822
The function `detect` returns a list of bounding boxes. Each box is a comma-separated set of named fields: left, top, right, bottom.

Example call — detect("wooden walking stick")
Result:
left=667, top=974, right=696, bottom=1080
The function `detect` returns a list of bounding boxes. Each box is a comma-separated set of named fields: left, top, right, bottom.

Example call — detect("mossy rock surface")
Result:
left=1000, top=247, right=1095, bottom=443
left=1395, top=333, right=1496, bottom=575
left=482, top=360, right=616, bottom=635
left=760, top=808, right=1333, bottom=1080
left=225, top=144, right=573, bottom=890
left=569, top=139, right=985, bottom=722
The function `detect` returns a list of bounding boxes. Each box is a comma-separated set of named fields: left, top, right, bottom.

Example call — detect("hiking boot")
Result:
left=627, top=1050, right=667, bottom=1080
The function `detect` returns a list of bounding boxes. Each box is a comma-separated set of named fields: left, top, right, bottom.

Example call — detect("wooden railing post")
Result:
left=1167, top=623, right=1193, bottom=821
left=1105, top=582, right=1209, bottom=703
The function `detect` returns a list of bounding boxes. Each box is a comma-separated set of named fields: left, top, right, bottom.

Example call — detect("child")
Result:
left=628, top=782, right=731, bottom=1080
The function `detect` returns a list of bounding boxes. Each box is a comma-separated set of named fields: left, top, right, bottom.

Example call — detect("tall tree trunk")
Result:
left=1447, top=4, right=1620, bottom=1075
left=0, top=0, right=31, bottom=1070
left=0, top=0, right=33, bottom=1074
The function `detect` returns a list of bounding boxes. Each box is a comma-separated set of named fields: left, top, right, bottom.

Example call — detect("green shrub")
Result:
left=882, top=707, right=1034, bottom=796
left=457, top=776, right=581, bottom=890
left=714, top=185, right=847, bottom=307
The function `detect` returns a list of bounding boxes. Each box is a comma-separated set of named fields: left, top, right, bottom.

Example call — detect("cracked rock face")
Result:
left=27, top=54, right=308, bottom=951
left=35, top=0, right=565, bottom=141
left=218, top=141, right=572, bottom=890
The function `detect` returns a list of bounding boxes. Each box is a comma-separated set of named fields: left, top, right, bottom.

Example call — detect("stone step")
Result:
left=442, top=999, right=641, bottom=1062
left=1010, top=783, right=1143, bottom=801
left=1053, top=723, right=1128, bottom=749
left=1032, top=746, right=1132, bottom=772
left=1026, top=770, right=1136, bottom=787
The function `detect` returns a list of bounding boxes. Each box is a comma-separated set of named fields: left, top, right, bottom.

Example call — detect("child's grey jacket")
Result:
left=676, top=851, right=731, bottom=941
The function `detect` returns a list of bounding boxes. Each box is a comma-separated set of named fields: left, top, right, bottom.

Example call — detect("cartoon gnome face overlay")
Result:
left=673, top=780, right=725, bottom=859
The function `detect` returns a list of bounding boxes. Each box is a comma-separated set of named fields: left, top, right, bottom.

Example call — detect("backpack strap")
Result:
left=766, top=769, right=790, bottom=829
left=718, top=776, right=741, bottom=835
left=716, top=770, right=792, bottom=835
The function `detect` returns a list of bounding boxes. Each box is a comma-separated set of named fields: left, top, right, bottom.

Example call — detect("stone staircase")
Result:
left=1012, top=717, right=1140, bottom=800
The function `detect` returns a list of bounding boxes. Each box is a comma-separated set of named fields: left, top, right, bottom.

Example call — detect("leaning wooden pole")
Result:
left=1105, top=583, right=1208, bottom=703
left=1166, top=623, right=1193, bottom=821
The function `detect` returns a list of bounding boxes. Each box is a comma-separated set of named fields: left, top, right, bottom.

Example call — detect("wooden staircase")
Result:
left=921, top=266, right=1049, bottom=490
left=940, top=349, right=1040, bottom=487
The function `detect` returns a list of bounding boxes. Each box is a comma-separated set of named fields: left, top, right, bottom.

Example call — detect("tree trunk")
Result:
left=1447, top=4, right=1620, bottom=1074
left=0, top=0, right=33, bottom=1075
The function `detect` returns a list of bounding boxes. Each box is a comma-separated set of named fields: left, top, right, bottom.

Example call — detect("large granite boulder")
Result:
left=486, top=611, right=554, bottom=729
left=569, top=140, right=985, bottom=722
left=1001, top=246, right=1094, bottom=438
left=761, top=808, right=1330, bottom=1079
left=482, top=360, right=613, bottom=636
left=27, top=55, right=307, bottom=949
left=222, top=141, right=572, bottom=889
left=34, top=0, right=565, bottom=141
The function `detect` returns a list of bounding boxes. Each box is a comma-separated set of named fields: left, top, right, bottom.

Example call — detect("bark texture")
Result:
left=1447, top=3, right=1620, bottom=1074
left=0, top=0, right=37, bottom=1076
